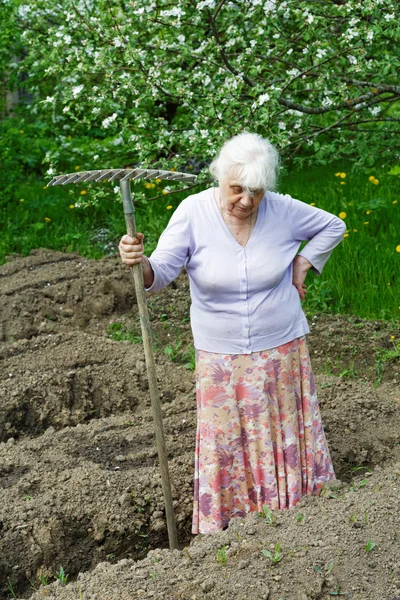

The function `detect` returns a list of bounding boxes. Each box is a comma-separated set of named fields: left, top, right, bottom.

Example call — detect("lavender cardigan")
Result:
left=146, top=188, right=346, bottom=354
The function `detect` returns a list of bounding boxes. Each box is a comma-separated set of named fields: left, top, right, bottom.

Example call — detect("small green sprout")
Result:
left=363, top=540, right=376, bottom=552
left=55, top=567, right=69, bottom=585
left=7, top=578, right=17, bottom=599
left=262, top=542, right=283, bottom=563
left=216, top=546, right=228, bottom=566
left=24, top=495, right=33, bottom=501
left=297, top=512, right=305, bottom=523
left=259, top=504, right=274, bottom=524
left=151, top=571, right=157, bottom=581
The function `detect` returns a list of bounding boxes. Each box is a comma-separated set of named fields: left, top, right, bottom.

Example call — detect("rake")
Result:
left=48, top=167, right=198, bottom=551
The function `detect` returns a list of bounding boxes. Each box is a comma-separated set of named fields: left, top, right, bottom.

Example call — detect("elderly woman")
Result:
left=119, top=132, right=346, bottom=535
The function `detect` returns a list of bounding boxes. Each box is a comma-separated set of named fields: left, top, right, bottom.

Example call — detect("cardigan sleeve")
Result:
left=288, top=195, right=346, bottom=275
left=145, top=199, right=191, bottom=292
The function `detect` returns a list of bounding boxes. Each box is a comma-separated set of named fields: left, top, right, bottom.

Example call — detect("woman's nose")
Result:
left=240, top=192, right=253, bottom=206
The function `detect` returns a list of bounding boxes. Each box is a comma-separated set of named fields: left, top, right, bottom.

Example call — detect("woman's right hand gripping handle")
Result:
left=118, top=233, right=154, bottom=288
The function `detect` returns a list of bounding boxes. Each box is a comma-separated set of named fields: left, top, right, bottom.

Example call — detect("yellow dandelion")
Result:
left=340, top=172, right=346, bottom=178
left=166, top=205, right=173, bottom=210
left=339, top=212, right=347, bottom=219
left=335, top=172, right=341, bottom=177
left=19, top=199, right=24, bottom=202
left=80, top=190, right=87, bottom=195
left=145, top=182, right=151, bottom=189
left=372, top=178, right=379, bottom=185
left=366, top=210, right=372, bottom=215
left=364, top=221, right=369, bottom=225
left=396, top=245, right=400, bottom=253
left=162, top=189, right=169, bottom=195
left=155, top=178, right=162, bottom=184
left=20, top=130, right=24, bottom=134
left=340, top=181, right=346, bottom=185
left=69, top=204, right=75, bottom=209
left=43, top=185, right=48, bottom=189
left=170, top=167, right=176, bottom=172
left=353, top=229, right=358, bottom=233
left=368, top=175, right=375, bottom=182
left=343, top=233, right=349, bottom=238
left=391, top=335, right=395, bottom=340
left=75, top=166, right=80, bottom=171
left=44, top=217, right=51, bottom=222
left=393, top=200, right=398, bottom=204
left=309, top=202, right=316, bottom=206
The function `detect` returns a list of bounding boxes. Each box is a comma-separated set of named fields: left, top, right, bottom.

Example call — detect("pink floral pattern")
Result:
left=191, top=336, right=336, bottom=534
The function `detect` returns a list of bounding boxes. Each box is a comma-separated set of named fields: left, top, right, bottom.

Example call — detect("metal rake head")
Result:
left=47, top=168, right=197, bottom=187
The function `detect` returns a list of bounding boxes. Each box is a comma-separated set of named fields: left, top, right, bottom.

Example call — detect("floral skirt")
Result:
left=191, top=336, right=336, bottom=534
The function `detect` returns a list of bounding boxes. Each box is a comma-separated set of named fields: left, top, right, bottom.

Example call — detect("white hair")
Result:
left=209, top=132, right=280, bottom=191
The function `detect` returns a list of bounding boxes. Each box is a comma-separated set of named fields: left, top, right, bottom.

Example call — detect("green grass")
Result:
left=1, top=162, right=399, bottom=319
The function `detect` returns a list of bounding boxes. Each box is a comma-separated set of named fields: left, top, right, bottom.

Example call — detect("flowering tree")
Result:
left=5, top=0, right=400, bottom=179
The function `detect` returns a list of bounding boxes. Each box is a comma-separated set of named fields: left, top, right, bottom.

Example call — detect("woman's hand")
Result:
left=119, top=233, right=144, bottom=265
left=119, top=233, right=154, bottom=288
left=292, top=255, right=313, bottom=300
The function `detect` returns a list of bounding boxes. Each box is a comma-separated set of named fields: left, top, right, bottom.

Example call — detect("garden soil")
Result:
left=0, top=249, right=399, bottom=600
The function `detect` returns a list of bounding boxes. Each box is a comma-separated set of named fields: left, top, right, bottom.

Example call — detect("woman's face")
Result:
left=219, top=178, right=265, bottom=219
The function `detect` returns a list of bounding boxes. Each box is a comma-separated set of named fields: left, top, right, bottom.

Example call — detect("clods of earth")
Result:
left=0, top=249, right=399, bottom=600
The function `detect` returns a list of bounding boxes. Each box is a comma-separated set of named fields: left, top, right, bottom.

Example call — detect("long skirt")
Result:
left=191, top=336, right=336, bottom=534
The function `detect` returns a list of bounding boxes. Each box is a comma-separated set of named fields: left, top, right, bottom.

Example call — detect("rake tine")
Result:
left=50, top=175, right=70, bottom=186
left=120, top=169, right=138, bottom=182
left=95, top=170, right=114, bottom=182
left=143, top=170, right=156, bottom=180
left=73, top=171, right=93, bottom=183
left=108, top=169, right=126, bottom=182
left=84, top=170, right=102, bottom=182
left=62, top=173, right=83, bottom=185
left=132, top=169, right=147, bottom=181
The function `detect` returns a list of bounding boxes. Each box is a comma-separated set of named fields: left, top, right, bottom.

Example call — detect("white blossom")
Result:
left=366, top=30, right=374, bottom=41
left=369, top=106, right=381, bottom=116
left=384, top=13, right=395, bottom=21
left=259, top=93, right=270, bottom=105
left=347, top=55, right=357, bottom=64
left=113, top=186, right=120, bottom=194
left=102, top=113, right=118, bottom=128
left=113, top=38, right=123, bottom=48
left=196, top=0, right=215, bottom=9
left=177, top=35, right=185, bottom=43
left=278, top=121, right=286, bottom=130
left=322, top=96, right=333, bottom=107
left=72, top=85, right=84, bottom=98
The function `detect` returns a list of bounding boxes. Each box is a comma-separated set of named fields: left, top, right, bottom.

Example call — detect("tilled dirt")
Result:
left=0, top=249, right=399, bottom=600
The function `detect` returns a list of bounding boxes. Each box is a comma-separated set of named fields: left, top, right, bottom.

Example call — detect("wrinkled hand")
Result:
left=119, top=233, right=144, bottom=266
left=292, top=255, right=313, bottom=300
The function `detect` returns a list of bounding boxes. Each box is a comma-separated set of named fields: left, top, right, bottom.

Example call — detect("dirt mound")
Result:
left=0, top=249, right=399, bottom=600
left=18, top=460, right=400, bottom=600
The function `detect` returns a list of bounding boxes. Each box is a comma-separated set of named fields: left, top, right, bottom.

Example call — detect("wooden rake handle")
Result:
left=119, top=180, right=178, bottom=551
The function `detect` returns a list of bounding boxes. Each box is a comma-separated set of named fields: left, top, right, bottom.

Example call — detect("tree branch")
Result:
left=206, top=8, right=255, bottom=87
left=341, top=78, right=400, bottom=95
